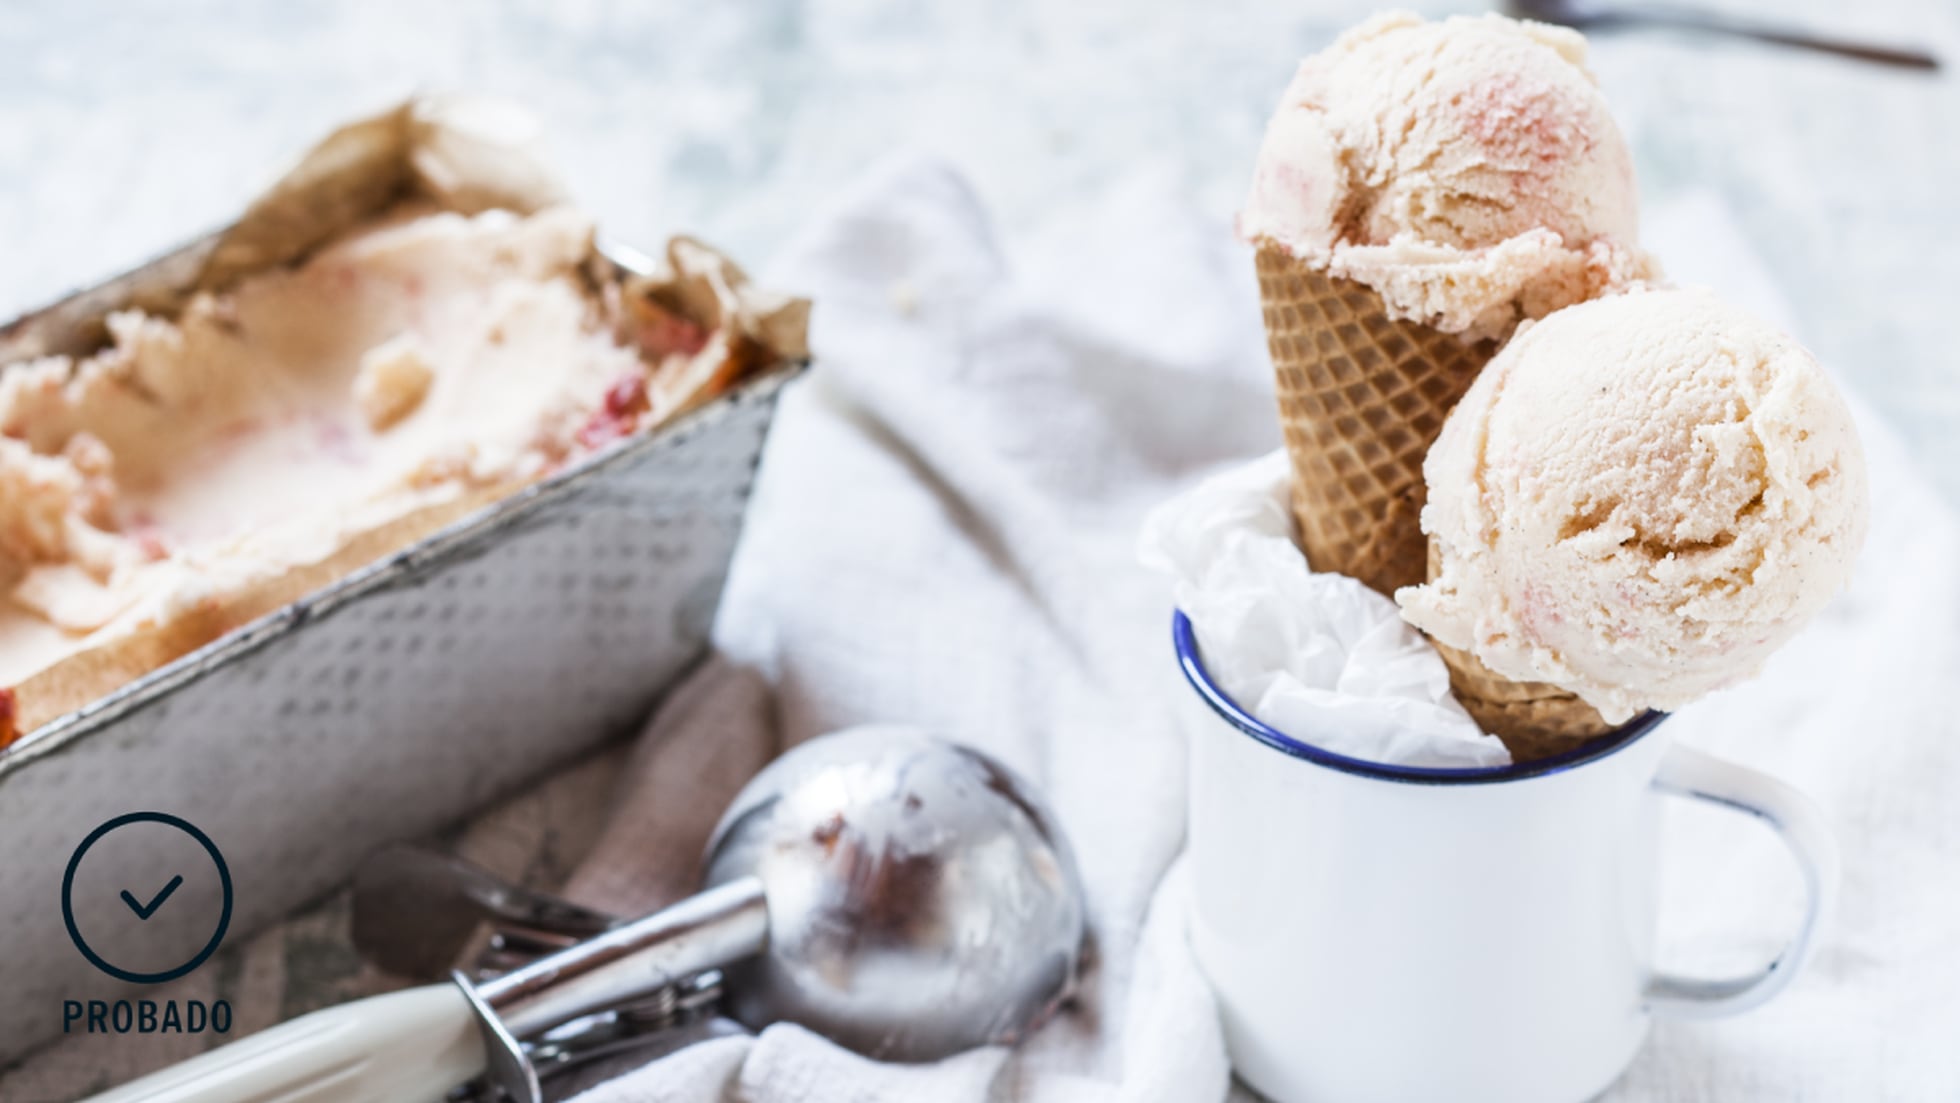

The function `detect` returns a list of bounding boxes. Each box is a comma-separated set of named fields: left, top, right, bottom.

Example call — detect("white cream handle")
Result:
left=76, top=985, right=483, bottom=1103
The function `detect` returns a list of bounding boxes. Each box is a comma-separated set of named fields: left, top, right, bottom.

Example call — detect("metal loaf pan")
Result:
left=0, top=100, right=804, bottom=1061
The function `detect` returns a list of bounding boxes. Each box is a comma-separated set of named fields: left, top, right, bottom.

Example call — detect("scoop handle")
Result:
left=75, top=984, right=483, bottom=1103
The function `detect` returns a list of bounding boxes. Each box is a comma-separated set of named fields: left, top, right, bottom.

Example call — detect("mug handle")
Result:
left=1644, top=742, right=1841, bottom=1020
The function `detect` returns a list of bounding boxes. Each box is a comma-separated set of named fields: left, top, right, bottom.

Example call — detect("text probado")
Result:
left=62, top=999, right=232, bottom=1034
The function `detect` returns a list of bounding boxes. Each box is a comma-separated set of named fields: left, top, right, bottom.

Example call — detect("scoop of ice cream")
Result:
left=1396, top=289, right=1868, bottom=722
left=1241, top=12, right=1654, bottom=340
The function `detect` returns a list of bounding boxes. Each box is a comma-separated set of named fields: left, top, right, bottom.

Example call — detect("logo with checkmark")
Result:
left=63, top=813, right=232, bottom=984
left=122, top=875, right=184, bottom=921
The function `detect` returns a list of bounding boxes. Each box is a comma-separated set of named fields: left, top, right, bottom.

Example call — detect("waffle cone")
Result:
left=1429, top=639, right=1614, bottom=760
left=1421, top=542, right=1615, bottom=760
left=1257, top=243, right=1615, bottom=761
left=1256, top=244, right=1493, bottom=597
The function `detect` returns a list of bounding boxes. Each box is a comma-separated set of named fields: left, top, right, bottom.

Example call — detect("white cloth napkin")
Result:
left=570, top=156, right=1960, bottom=1101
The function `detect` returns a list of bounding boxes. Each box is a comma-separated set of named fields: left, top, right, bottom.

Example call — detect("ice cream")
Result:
left=1397, top=289, right=1869, bottom=724
left=1242, top=11, right=1654, bottom=341
left=0, top=202, right=786, bottom=741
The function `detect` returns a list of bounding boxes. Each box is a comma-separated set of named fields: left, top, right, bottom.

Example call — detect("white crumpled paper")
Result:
left=1139, top=450, right=1508, bottom=768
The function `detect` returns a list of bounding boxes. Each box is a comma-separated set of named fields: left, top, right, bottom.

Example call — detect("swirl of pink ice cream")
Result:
left=1241, top=11, right=1656, bottom=341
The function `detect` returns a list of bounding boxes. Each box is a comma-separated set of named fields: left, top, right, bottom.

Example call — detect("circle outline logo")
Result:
left=62, top=812, right=233, bottom=984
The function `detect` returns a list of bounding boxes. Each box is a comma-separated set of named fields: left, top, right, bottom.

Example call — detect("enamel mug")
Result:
left=1174, top=613, right=1838, bottom=1103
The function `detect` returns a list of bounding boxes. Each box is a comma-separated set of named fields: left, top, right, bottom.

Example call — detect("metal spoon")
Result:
left=79, top=726, right=1087, bottom=1102
left=1509, top=0, right=1941, bottom=71
left=352, top=843, right=617, bottom=979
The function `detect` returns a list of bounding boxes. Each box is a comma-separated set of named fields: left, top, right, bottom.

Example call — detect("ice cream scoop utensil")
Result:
left=1510, top=0, right=1940, bottom=70
left=697, top=726, right=1086, bottom=1059
left=349, top=851, right=723, bottom=1080
left=78, top=727, right=1086, bottom=1103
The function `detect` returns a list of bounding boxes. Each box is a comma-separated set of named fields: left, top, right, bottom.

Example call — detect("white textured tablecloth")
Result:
left=563, top=156, right=1959, bottom=1102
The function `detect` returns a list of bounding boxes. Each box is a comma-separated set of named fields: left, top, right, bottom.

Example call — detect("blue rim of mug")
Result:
left=1173, top=611, right=1666, bottom=786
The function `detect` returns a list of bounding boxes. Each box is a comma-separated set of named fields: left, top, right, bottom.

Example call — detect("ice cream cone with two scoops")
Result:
left=1243, top=12, right=1867, bottom=760
left=1253, top=249, right=1614, bottom=760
